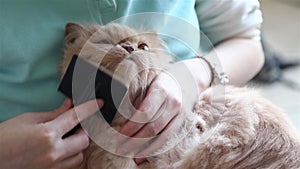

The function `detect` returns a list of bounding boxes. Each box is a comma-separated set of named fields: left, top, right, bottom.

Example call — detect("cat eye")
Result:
left=138, top=42, right=149, bottom=51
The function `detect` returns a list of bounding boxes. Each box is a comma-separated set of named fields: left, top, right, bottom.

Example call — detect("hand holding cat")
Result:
left=117, top=60, right=204, bottom=164
left=0, top=99, right=103, bottom=169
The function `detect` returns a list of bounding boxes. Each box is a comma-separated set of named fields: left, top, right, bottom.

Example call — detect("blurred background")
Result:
left=251, top=0, right=300, bottom=133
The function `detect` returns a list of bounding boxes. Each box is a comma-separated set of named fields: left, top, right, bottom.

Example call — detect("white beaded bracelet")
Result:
left=194, top=56, right=229, bottom=86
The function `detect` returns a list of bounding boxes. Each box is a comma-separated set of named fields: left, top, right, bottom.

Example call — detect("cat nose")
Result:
left=122, top=45, right=134, bottom=53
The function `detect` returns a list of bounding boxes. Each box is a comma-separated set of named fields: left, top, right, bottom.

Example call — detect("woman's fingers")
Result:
left=42, top=100, right=103, bottom=167
left=48, top=99, right=104, bottom=137
left=35, top=99, right=73, bottom=123
left=117, top=100, right=178, bottom=155
left=118, top=88, right=167, bottom=138
left=58, top=129, right=90, bottom=160
left=55, top=153, right=84, bottom=169
left=116, top=71, right=184, bottom=161
left=134, top=116, right=180, bottom=164
left=53, top=99, right=73, bottom=115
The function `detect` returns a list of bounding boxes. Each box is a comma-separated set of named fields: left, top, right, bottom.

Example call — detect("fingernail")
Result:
left=63, top=99, right=71, bottom=107
left=134, top=158, right=145, bottom=165
left=97, top=99, right=104, bottom=107
left=116, top=129, right=129, bottom=144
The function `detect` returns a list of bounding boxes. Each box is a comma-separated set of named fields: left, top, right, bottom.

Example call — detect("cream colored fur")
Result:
left=60, top=23, right=300, bottom=169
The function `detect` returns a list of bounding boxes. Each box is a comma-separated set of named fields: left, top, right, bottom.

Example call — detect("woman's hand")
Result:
left=117, top=71, right=181, bottom=163
left=0, top=99, right=103, bottom=169
left=117, top=61, right=207, bottom=164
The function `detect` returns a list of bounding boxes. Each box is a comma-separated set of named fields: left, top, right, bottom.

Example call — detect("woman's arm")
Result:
left=209, top=37, right=264, bottom=86
left=193, top=0, right=264, bottom=87
left=183, top=34, right=264, bottom=90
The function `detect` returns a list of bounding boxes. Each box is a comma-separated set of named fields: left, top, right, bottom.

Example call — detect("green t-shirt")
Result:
left=0, top=0, right=262, bottom=121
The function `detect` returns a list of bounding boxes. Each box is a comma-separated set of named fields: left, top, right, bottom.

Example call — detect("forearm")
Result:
left=181, top=38, right=264, bottom=91
left=209, top=38, right=264, bottom=86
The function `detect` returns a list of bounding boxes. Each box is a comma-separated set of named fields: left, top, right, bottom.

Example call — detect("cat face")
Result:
left=61, top=23, right=173, bottom=105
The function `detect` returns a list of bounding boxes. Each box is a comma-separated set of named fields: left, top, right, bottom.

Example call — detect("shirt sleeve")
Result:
left=195, top=0, right=263, bottom=46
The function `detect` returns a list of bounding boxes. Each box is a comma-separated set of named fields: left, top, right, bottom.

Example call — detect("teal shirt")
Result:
left=0, top=0, right=262, bottom=121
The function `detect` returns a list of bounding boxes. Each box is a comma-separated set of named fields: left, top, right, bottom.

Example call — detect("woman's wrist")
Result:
left=194, top=56, right=229, bottom=86
left=180, top=57, right=213, bottom=92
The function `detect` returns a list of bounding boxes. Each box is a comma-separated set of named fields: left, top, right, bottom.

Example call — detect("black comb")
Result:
left=58, top=55, right=127, bottom=124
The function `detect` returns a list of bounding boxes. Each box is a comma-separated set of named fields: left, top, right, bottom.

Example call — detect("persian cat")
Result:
left=60, top=22, right=300, bottom=169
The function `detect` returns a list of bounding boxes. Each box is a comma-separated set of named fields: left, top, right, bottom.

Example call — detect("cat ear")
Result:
left=65, top=22, right=84, bottom=44
left=65, top=22, right=84, bottom=36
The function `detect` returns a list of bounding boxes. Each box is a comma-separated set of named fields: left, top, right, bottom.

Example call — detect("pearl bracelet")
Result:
left=194, top=56, right=229, bottom=86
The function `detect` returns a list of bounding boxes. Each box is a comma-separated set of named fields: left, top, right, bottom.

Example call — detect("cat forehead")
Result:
left=90, top=24, right=157, bottom=42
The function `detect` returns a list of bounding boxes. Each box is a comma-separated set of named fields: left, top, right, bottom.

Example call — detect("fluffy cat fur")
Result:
left=60, top=22, right=300, bottom=169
